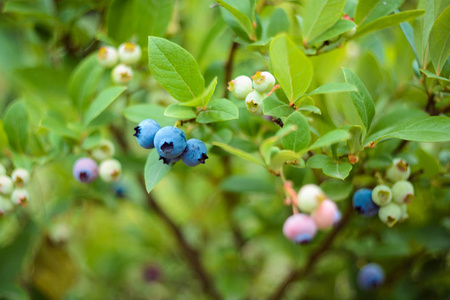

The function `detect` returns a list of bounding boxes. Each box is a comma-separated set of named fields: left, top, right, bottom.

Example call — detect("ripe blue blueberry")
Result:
left=73, top=157, right=98, bottom=183
left=352, top=188, right=379, bottom=217
left=358, top=263, right=385, bottom=290
left=181, top=139, right=208, bottom=167
left=154, top=126, right=187, bottom=159
left=134, top=119, right=161, bottom=149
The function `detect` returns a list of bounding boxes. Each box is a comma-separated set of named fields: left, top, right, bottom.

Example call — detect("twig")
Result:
left=223, top=42, right=239, bottom=98
left=266, top=204, right=354, bottom=300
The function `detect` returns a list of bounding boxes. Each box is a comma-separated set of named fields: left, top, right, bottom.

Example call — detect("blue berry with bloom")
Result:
left=352, top=188, right=379, bottom=217
left=134, top=119, right=161, bottom=149
left=73, top=158, right=98, bottom=183
left=181, top=139, right=208, bottom=167
left=358, top=263, right=385, bottom=290
left=154, top=126, right=187, bottom=159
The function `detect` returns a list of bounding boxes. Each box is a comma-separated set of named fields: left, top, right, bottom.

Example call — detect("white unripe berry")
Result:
left=386, top=158, right=410, bottom=182
left=228, top=76, right=253, bottom=100
left=378, top=203, right=402, bottom=227
left=252, top=71, right=275, bottom=93
left=118, top=42, right=142, bottom=65
left=112, top=64, right=133, bottom=84
left=0, top=196, right=13, bottom=216
left=11, top=168, right=30, bottom=187
left=392, top=181, right=414, bottom=204
left=11, top=188, right=29, bottom=206
left=0, top=175, right=13, bottom=195
left=245, top=91, right=265, bottom=115
left=99, top=159, right=122, bottom=183
left=297, top=184, right=326, bottom=213
left=92, top=140, right=115, bottom=161
left=372, top=185, right=392, bottom=206
left=97, top=46, right=119, bottom=68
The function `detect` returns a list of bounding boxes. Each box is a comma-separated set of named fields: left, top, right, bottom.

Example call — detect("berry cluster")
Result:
left=283, top=184, right=341, bottom=244
left=97, top=42, right=142, bottom=85
left=73, top=140, right=122, bottom=184
left=228, top=71, right=277, bottom=115
left=353, top=158, right=413, bottom=227
left=134, top=119, right=208, bottom=167
left=358, top=263, right=385, bottom=290
left=0, top=163, right=30, bottom=216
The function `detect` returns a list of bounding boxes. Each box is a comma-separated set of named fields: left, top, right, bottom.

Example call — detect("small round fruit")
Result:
left=352, top=188, right=379, bottom=217
left=392, top=181, right=414, bottom=204
left=252, top=71, right=275, bottom=93
left=386, top=158, right=410, bottom=182
left=228, top=76, right=253, bottom=100
left=97, top=46, right=119, bottom=68
left=11, top=188, right=29, bottom=206
left=311, top=199, right=339, bottom=229
left=92, top=140, right=115, bottom=161
left=118, top=42, right=142, bottom=65
left=159, top=155, right=182, bottom=165
left=0, top=163, right=5, bottom=176
left=0, top=175, right=13, bottom=195
left=358, top=263, right=385, bottom=290
left=378, top=202, right=402, bottom=227
left=99, top=159, right=122, bottom=183
left=0, top=196, right=13, bottom=216
left=154, top=126, right=187, bottom=159
left=371, top=185, right=392, bottom=206
left=134, top=119, right=161, bottom=149
left=181, top=139, right=208, bottom=167
left=11, top=168, right=30, bottom=187
left=245, top=91, right=265, bottom=115
left=282, top=213, right=317, bottom=244
left=297, top=184, right=326, bottom=213
left=73, top=158, right=98, bottom=184
left=111, top=64, right=133, bottom=84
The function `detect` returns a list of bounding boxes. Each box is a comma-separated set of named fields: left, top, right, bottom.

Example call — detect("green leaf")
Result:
left=180, top=77, right=218, bottom=107
left=297, top=105, right=321, bottom=115
left=212, top=142, right=266, bottom=167
left=196, top=99, right=239, bottom=123
left=347, top=125, right=364, bottom=153
left=419, top=68, right=450, bottom=82
left=323, top=161, right=352, bottom=180
left=270, top=35, right=313, bottom=104
left=306, top=154, right=332, bottom=169
left=83, top=86, right=127, bottom=127
left=260, top=125, right=297, bottom=164
left=302, top=0, right=346, bottom=42
left=320, top=179, right=354, bottom=201
left=3, top=100, right=28, bottom=153
left=148, top=37, right=205, bottom=102
left=123, top=104, right=177, bottom=127
left=0, top=121, right=8, bottom=151
left=136, top=0, right=174, bottom=46
left=216, top=0, right=254, bottom=40
left=68, top=54, right=104, bottom=112
left=429, top=6, right=450, bottom=75
left=365, top=116, right=450, bottom=144
left=41, top=117, right=80, bottom=140
left=263, top=95, right=295, bottom=117
left=221, top=176, right=276, bottom=194
left=308, top=128, right=350, bottom=150
left=266, top=8, right=290, bottom=38
left=306, top=82, right=358, bottom=97
left=144, top=150, right=172, bottom=193
left=270, top=150, right=302, bottom=171
left=308, top=19, right=356, bottom=45
left=355, top=0, right=404, bottom=25
left=352, top=10, right=425, bottom=39
left=106, top=0, right=138, bottom=43
left=342, top=68, right=375, bottom=131
left=164, top=103, right=197, bottom=119
left=281, top=112, right=311, bottom=153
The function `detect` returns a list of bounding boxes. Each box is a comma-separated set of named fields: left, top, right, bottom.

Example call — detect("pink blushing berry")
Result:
left=311, top=199, right=339, bottom=229
left=283, top=214, right=317, bottom=244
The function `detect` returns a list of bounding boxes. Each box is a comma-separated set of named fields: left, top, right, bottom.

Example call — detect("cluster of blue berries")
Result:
left=358, top=263, right=385, bottom=290
left=0, top=163, right=30, bottom=216
left=134, top=119, right=208, bottom=167
left=97, top=42, right=142, bottom=85
left=228, top=71, right=277, bottom=115
left=283, top=184, right=341, bottom=244
left=73, top=140, right=122, bottom=184
left=352, top=158, right=414, bottom=227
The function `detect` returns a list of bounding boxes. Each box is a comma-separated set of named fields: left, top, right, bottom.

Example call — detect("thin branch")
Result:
left=223, top=42, right=239, bottom=98
left=267, top=204, right=354, bottom=300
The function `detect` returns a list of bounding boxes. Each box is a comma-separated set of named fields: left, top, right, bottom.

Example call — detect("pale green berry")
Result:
left=11, top=168, right=30, bottom=187
left=228, top=76, right=253, bottom=100
left=252, top=71, right=275, bottom=93
left=297, top=184, right=326, bottom=213
left=0, top=196, right=13, bottom=216
left=92, top=140, right=115, bottom=161
left=392, top=181, right=414, bottom=204
left=112, top=64, right=133, bottom=84
left=99, top=159, right=122, bottom=183
left=11, top=188, right=29, bottom=206
left=0, top=175, right=13, bottom=195
left=386, top=158, right=410, bottom=182
left=118, top=42, right=142, bottom=65
left=378, top=203, right=402, bottom=227
left=97, top=46, right=119, bottom=68
left=0, top=163, right=5, bottom=176
left=245, top=91, right=265, bottom=115
left=372, top=185, right=392, bottom=206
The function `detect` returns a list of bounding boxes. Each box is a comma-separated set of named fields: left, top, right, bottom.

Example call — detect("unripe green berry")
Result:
left=392, top=181, right=414, bottom=204
left=99, top=159, right=122, bottom=183
left=11, top=168, right=30, bottom=187
left=118, top=42, right=142, bottom=65
left=97, top=46, right=119, bottom=68
left=245, top=91, right=265, bottom=115
left=297, top=184, right=326, bottom=213
left=112, top=64, right=133, bottom=85
left=372, top=185, right=392, bottom=206
left=0, top=196, right=13, bottom=216
left=252, top=71, right=275, bottom=93
left=92, top=140, right=115, bottom=161
left=11, top=188, right=29, bottom=206
left=0, top=175, right=13, bottom=195
left=378, top=203, right=402, bottom=227
left=386, top=158, right=410, bottom=182
left=228, top=76, right=253, bottom=100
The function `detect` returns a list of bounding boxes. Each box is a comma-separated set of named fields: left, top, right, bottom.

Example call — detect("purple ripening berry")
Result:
left=73, top=157, right=98, bottom=184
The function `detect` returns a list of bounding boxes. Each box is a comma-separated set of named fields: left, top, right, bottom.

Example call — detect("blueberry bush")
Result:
left=0, top=0, right=449, bottom=299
